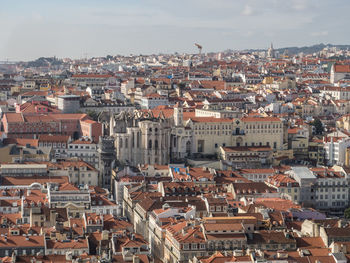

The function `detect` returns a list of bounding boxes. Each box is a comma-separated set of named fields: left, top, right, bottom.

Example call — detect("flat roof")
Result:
left=291, top=166, right=316, bottom=179
left=58, top=95, right=80, bottom=98
left=1, top=164, right=47, bottom=169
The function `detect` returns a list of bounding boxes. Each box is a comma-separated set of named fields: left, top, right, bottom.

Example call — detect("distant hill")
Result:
left=23, top=57, right=63, bottom=68
left=244, top=43, right=350, bottom=55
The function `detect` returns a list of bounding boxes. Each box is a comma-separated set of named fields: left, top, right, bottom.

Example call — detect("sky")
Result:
left=0, top=0, right=349, bottom=61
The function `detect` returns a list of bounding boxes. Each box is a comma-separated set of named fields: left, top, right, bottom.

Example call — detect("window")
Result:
left=198, top=140, right=204, bottom=153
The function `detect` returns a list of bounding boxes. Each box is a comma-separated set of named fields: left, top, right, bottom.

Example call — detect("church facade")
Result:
left=109, top=104, right=284, bottom=166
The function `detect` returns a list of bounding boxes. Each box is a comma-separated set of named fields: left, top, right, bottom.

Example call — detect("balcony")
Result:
left=232, top=129, right=245, bottom=136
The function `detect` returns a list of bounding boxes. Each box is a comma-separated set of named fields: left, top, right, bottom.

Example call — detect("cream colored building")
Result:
left=110, top=105, right=284, bottom=165
left=242, top=116, right=284, bottom=150
left=337, top=114, right=350, bottom=131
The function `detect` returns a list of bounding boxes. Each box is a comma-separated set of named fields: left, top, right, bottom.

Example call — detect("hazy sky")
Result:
left=1, top=0, right=349, bottom=61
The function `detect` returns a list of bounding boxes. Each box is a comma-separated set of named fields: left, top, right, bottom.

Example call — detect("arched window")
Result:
left=155, top=140, right=159, bottom=149
left=125, top=138, right=128, bottom=148
left=148, top=140, right=152, bottom=149
left=119, top=138, right=123, bottom=148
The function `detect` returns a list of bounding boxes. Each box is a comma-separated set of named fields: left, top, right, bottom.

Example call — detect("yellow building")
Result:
left=337, top=114, right=350, bottom=131
left=263, top=76, right=274, bottom=84
left=186, top=117, right=238, bottom=155
left=241, top=116, right=284, bottom=150
left=266, top=174, right=300, bottom=203
left=309, top=139, right=325, bottom=165
left=185, top=115, right=284, bottom=156
left=291, top=136, right=309, bottom=159
left=39, top=83, right=50, bottom=91
left=345, top=147, right=350, bottom=167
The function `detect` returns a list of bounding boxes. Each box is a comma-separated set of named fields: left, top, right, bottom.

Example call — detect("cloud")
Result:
left=1, top=0, right=350, bottom=60
left=291, top=0, right=308, bottom=11
left=243, top=31, right=254, bottom=37
left=241, top=5, right=254, bottom=16
left=311, top=31, right=329, bottom=37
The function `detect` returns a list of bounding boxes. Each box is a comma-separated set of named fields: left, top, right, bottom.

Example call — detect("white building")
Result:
left=57, top=95, right=80, bottom=113
left=311, top=168, right=349, bottom=212
left=330, top=64, right=350, bottom=83
left=48, top=161, right=99, bottom=186
left=91, top=195, right=119, bottom=215
left=324, top=131, right=350, bottom=166
left=320, top=86, right=350, bottom=100
left=67, top=138, right=99, bottom=169
left=140, top=93, right=169, bottom=109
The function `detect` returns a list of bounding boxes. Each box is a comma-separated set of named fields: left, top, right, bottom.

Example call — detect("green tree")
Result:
left=312, top=118, right=324, bottom=135
left=344, top=207, right=350, bottom=219
left=87, top=110, right=99, bottom=121
left=178, top=82, right=186, bottom=89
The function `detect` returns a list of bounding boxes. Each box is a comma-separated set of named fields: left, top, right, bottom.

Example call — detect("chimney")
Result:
left=66, top=252, right=73, bottom=261
left=11, top=251, right=16, bottom=263
left=338, top=220, right=343, bottom=228
left=101, top=230, right=109, bottom=241
left=133, top=255, right=140, bottom=263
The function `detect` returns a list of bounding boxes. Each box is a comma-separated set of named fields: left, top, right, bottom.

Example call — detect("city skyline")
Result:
left=1, top=0, right=350, bottom=61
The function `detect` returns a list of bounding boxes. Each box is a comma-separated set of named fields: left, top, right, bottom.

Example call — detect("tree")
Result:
left=177, top=82, right=186, bottom=89
left=312, top=118, right=324, bottom=135
left=87, top=110, right=99, bottom=121
left=344, top=207, right=350, bottom=219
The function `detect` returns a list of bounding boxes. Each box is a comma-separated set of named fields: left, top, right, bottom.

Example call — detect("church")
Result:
left=108, top=103, right=284, bottom=166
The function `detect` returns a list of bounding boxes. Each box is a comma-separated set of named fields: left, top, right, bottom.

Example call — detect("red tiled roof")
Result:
left=241, top=116, right=281, bottom=122
left=46, top=239, right=88, bottom=249
left=72, top=74, right=112, bottom=78
left=334, top=64, right=350, bottom=73
left=38, top=135, right=70, bottom=143
left=1, top=176, right=68, bottom=186
left=0, top=235, right=45, bottom=248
